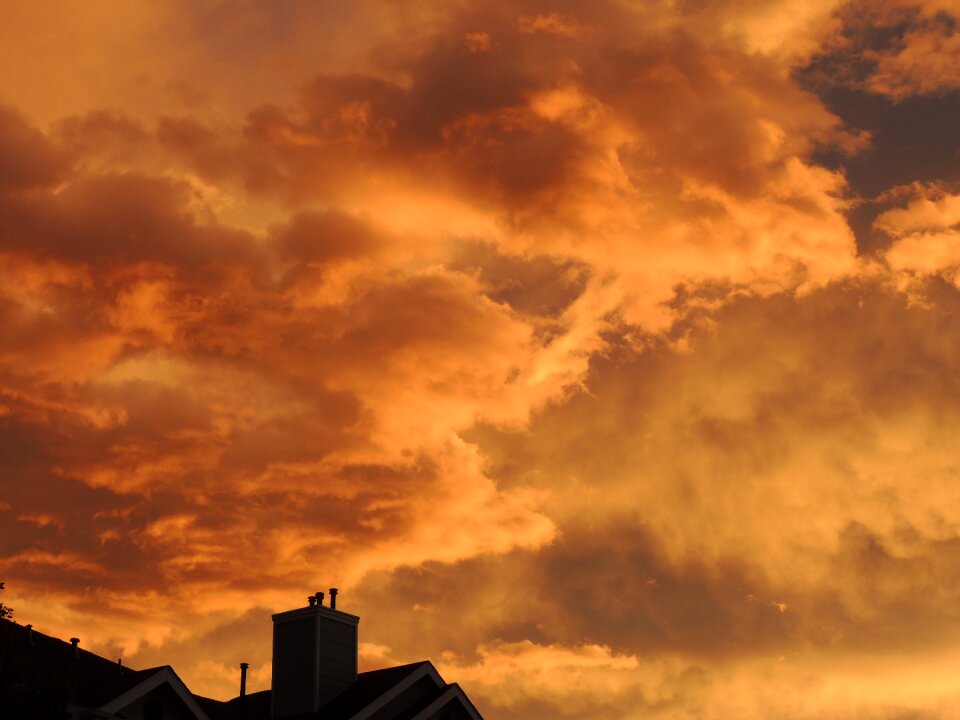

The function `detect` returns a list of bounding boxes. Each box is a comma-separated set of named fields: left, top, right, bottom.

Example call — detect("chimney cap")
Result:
left=314, top=591, right=325, bottom=606
left=70, top=637, right=79, bottom=645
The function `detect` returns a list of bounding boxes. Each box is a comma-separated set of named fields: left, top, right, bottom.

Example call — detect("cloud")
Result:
left=0, top=105, right=69, bottom=190
left=438, top=641, right=647, bottom=716
left=0, top=106, right=558, bottom=673
left=869, top=25, right=960, bottom=100
left=349, top=278, right=960, bottom=717
left=149, top=2, right=860, bottom=340
left=860, top=1, right=960, bottom=100
left=516, top=13, right=588, bottom=39
left=4, top=1, right=960, bottom=717
left=879, top=184, right=960, bottom=281
left=804, top=1, right=960, bottom=100
left=465, top=31, right=494, bottom=54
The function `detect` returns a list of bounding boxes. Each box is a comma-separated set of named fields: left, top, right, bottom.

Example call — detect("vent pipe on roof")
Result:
left=308, top=596, right=316, bottom=607
left=118, top=658, right=124, bottom=675
left=240, top=662, right=249, bottom=697
left=25, top=624, right=34, bottom=644
left=70, top=637, right=79, bottom=657
left=329, top=588, right=338, bottom=611
left=314, top=591, right=324, bottom=607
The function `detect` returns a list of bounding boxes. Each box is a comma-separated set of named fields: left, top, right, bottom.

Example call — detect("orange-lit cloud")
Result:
left=806, top=0, right=960, bottom=100
left=3, top=1, right=960, bottom=718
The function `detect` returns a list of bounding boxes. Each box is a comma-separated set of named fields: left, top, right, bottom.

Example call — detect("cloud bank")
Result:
left=3, top=1, right=960, bottom=717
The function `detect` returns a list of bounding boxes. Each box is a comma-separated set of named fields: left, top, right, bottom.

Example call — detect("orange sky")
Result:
left=4, top=1, right=960, bottom=717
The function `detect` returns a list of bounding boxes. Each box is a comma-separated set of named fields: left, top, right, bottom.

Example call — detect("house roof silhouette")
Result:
left=0, top=594, right=483, bottom=720
left=197, top=662, right=481, bottom=720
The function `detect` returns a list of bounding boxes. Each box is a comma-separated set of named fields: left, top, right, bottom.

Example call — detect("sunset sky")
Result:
left=4, top=1, right=960, bottom=717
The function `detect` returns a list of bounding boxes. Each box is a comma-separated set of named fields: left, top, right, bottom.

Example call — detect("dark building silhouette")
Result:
left=0, top=591, right=483, bottom=720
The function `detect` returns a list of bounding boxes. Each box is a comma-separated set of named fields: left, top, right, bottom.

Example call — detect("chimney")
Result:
left=329, top=588, right=338, bottom=610
left=240, top=662, right=249, bottom=697
left=25, top=624, right=34, bottom=644
left=271, top=590, right=359, bottom=719
left=70, top=637, right=79, bottom=657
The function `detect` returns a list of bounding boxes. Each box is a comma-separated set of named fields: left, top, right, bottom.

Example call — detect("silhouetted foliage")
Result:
left=0, top=581, right=11, bottom=619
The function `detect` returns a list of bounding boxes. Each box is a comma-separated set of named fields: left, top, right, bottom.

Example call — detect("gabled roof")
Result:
left=321, top=661, right=433, bottom=719
left=101, top=664, right=212, bottom=720
left=197, top=660, right=487, bottom=720
left=0, top=617, right=160, bottom=709
left=0, top=618, right=209, bottom=719
left=402, top=683, right=484, bottom=720
left=198, top=661, right=439, bottom=720
left=196, top=689, right=272, bottom=720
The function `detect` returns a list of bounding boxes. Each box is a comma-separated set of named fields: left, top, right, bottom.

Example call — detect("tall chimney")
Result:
left=70, top=638, right=79, bottom=657
left=271, top=591, right=359, bottom=718
left=240, top=662, right=249, bottom=697
left=329, top=588, right=338, bottom=611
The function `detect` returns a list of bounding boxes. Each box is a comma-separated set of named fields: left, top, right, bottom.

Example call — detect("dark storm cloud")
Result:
left=0, top=105, right=68, bottom=191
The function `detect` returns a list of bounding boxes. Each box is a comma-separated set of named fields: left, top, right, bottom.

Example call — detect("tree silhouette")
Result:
left=0, top=581, right=12, bottom=619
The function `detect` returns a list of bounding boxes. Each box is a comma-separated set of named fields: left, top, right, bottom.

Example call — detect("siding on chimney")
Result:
left=272, top=615, right=317, bottom=718
left=271, top=603, right=360, bottom=718
left=315, top=619, right=357, bottom=707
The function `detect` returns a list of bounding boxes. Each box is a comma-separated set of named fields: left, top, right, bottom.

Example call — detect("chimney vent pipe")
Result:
left=308, top=596, right=316, bottom=607
left=240, top=662, right=249, bottom=697
left=315, top=591, right=324, bottom=607
left=70, top=637, right=80, bottom=657
left=26, top=624, right=34, bottom=644
left=329, top=588, right=338, bottom=610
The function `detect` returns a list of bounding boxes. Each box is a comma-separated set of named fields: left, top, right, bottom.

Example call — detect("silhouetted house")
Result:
left=0, top=618, right=207, bottom=720
left=0, top=591, right=483, bottom=720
